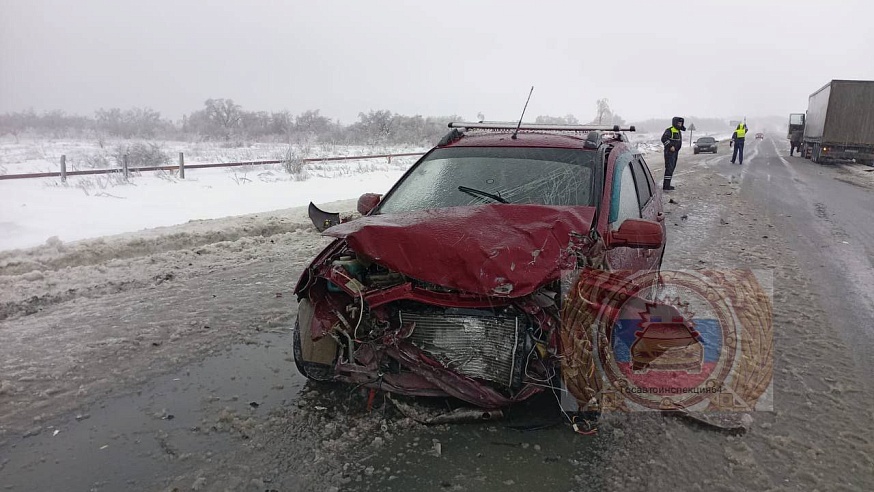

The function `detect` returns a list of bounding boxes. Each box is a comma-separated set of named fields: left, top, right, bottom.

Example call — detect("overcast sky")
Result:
left=2, top=0, right=873, bottom=124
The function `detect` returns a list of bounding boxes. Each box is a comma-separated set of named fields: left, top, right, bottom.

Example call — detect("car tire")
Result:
left=693, top=149, right=699, bottom=155
left=293, top=300, right=337, bottom=382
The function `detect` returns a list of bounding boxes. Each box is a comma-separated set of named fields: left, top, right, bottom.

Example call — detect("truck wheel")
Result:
left=293, top=299, right=337, bottom=382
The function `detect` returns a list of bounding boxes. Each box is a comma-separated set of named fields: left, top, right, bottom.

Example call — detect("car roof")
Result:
left=440, top=131, right=595, bottom=150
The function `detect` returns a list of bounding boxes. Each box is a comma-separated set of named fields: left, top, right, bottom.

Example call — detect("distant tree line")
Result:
left=0, top=100, right=465, bottom=147
left=0, top=97, right=734, bottom=145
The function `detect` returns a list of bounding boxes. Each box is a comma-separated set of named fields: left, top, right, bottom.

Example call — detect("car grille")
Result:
left=400, top=310, right=525, bottom=388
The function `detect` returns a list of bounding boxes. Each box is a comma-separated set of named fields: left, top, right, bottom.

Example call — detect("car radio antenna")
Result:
left=511, top=86, right=534, bottom=140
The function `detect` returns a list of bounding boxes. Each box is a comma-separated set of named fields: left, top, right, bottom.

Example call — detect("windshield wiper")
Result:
left=458, top=185, right=508, bottom=204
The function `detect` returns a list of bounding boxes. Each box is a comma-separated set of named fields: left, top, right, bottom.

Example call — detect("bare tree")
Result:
left=535, top=115, right=580, bottom=125
left=204, top=98, right=242, bottom=139
left=352, top=110, right=396, bottom=146
left=596, top=98, right=611, bottom=125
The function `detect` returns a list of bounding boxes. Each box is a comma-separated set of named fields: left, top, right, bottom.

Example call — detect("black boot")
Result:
left=662, top=178, right=675, bottom=191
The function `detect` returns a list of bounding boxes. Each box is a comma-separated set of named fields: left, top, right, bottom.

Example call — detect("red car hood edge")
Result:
left=323, top=204, right=596, bottom=297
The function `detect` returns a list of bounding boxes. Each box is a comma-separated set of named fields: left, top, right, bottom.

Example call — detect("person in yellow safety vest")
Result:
left=731, top=123, right=748, bottom=165
left=660, top=116, right=686, bottom=191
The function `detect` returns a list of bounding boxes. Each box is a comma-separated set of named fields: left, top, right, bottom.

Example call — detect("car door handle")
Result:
left=656, top=212, right=665, bottom=222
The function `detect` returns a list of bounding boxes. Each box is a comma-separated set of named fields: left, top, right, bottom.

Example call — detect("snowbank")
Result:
left=0, top=199, right=358, bottom=320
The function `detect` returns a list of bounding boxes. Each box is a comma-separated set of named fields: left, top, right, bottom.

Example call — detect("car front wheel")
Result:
left=293, top=299, right=338, bottom=382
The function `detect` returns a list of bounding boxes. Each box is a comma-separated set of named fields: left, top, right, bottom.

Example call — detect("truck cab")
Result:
left=788, top=113, right=805, bottom=140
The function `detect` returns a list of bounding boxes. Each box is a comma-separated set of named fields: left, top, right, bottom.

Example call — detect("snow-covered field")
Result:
left=0, top=138, right=425, bottom=251
left=0, top=138, right=415, bottom=175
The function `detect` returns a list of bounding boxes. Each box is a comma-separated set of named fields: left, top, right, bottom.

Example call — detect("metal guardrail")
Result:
left=0, top=152, right=426, bottom=181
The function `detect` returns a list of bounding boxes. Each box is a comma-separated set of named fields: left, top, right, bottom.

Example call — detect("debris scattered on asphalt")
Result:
left=22, top=426, right=42, bottom=438
left=667, top=410, right=753, bottom=434
left=249, top=401, right=260, bottom=408
left=669, top=198, right=678, bottom=204
left=191, top=477, right=207, bottom=490
left=390, top=397, right=503, bottom=425
left=432, top=440, right=442, bottom=457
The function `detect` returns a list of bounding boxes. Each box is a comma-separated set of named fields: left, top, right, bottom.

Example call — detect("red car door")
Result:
left=603, top=150, right=650, bottom=272
left=632, top=154, right=666, bottom=270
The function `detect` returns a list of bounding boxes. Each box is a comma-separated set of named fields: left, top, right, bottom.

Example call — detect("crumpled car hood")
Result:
left=323, top=204, right=595, bottom=297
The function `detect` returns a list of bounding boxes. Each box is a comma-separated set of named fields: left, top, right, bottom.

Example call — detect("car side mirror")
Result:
left=609, top=219, right=664, bottom=249
left=357, top=193, right=382, bottom=215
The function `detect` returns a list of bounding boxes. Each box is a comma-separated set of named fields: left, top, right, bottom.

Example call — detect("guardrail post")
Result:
left=123, top=153, right=130, bottom=179
left=387, top=154, right=392, bottom=164
left=178, top=152, right=185, bottom=179
left=60, top=155, right=67, bottom=183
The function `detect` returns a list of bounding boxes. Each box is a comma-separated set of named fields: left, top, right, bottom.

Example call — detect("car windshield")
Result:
left=376, top=146, right=596, bottom=214
left=697, top=137, right=715, bottom=143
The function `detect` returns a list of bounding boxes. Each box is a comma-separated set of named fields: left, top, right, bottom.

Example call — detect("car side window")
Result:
left=612, top=160, right=641, bottom=230
left=639, top=155, right=657, bottom=198
left=631, top=157, right=652, bottom=209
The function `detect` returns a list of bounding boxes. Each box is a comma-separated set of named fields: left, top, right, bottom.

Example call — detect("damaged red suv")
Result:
left=293, top=122, right=666, bottom=408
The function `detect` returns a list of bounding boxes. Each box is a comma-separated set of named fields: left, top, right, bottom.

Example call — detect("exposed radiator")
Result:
left=400, top=310, right=525, bottom=388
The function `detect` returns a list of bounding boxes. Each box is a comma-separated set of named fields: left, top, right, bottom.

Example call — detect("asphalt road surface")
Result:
left=1, top=137, right=872, bottom=491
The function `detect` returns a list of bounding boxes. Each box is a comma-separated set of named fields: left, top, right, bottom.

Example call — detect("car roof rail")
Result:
left=448, top=121, right=636, bottom=133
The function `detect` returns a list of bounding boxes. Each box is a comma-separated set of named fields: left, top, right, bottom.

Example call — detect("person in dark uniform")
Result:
left=660, top=116, right=686, bottom=190
left=789, top=129, right=803, bottom=156
left=731, top=122, right=748, bottom=164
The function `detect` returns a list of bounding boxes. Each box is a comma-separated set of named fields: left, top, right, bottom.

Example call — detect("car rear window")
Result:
left=378, top=146, right=596, bottom=214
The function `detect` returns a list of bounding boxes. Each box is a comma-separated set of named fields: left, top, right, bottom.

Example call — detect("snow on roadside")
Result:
left=0, top=199, right=359, bottom=320
left=0, top=137, right=423, bottom=175
left=1, top=151, right=419, bottom=251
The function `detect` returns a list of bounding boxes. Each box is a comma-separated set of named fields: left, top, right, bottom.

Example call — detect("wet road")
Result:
left=740, top=138, right=874, bottom=376
left=695, top=137, right=874, bottom=377
left=0, top=332, right=306, bottom=490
